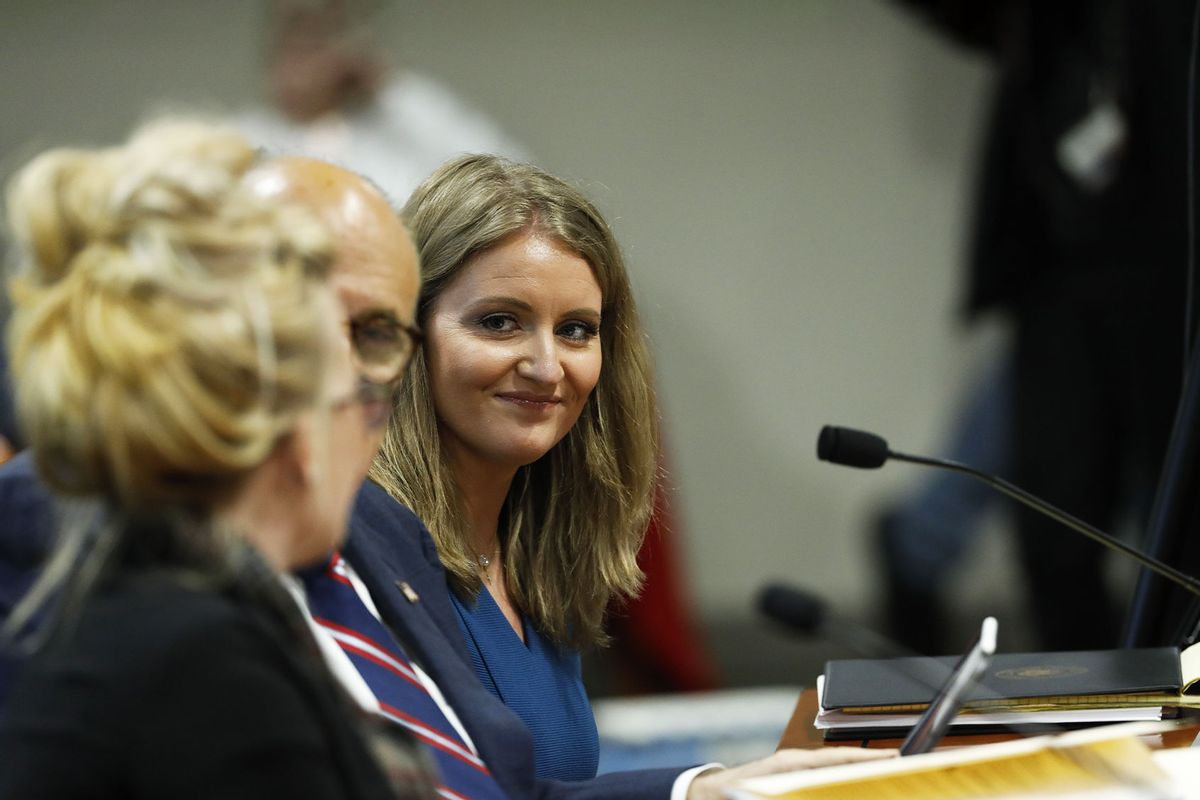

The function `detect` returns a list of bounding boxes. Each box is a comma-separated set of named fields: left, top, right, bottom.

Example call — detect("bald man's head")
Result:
left=246, top=157, right=420, bottom=460
left=247, top=158, right=420, bottom=326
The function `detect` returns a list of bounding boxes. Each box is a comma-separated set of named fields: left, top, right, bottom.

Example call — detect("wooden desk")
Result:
left=779, top=688, right=1200, bottom=751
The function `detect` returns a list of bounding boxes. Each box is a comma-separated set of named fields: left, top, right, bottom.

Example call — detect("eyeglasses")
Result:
left=347, top=311, right=423, bottom=385
left=333, top=377, right=397, bottom=429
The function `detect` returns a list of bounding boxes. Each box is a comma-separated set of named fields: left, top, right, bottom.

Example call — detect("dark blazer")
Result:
left=0, top=454, right=681, bottom=800
left=345, top=481, right=681, bottom=800
left=0, top=554, right=407, bottom=799
left=0, top=452, right=56, bottom=705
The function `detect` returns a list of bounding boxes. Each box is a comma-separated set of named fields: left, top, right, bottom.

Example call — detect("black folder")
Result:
left=822, top=647, right=1183, bottom=712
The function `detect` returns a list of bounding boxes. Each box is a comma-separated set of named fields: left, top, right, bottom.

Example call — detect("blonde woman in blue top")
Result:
left=371, top=154, right=658, bottom=781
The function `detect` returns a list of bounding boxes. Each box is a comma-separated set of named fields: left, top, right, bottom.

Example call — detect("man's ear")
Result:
left=281, top=413, right=321, bottom=488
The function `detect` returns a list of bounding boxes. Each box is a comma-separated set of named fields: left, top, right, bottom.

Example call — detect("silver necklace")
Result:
left=475, top=547, right=499, bottom=585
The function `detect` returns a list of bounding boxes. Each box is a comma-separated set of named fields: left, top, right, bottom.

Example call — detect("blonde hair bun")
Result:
left=6, top=118, right=332, bottom=509
left=8, top=120, right=256, bottom=288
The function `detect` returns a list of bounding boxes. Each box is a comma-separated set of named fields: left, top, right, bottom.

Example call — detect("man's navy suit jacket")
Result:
left=0, top=453, right=680, bottom=800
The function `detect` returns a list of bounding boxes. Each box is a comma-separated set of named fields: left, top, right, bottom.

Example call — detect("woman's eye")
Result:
left=559, top=321, right=599, bottom=342
left=479, top=314, right=518, bottom=333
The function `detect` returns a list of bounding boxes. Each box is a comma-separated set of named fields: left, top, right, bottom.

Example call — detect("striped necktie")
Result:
left=298, top=553, right=508, bottom=800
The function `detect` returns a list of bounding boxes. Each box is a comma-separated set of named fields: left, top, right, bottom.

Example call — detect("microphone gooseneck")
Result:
left=817, top=425, right=1200, bottom=600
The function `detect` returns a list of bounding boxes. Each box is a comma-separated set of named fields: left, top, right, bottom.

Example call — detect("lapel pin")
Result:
left=396, top=580, right=420, bottom=604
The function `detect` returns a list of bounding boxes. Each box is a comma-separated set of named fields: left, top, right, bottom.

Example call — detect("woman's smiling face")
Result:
left=424, top=229, right=603, bottom=474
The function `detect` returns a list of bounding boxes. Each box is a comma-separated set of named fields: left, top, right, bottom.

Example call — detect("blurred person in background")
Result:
left=237, top=0, right=527, bottom=202
left=876, top=354, right=1012, bottom=656
left=0, top=119, right=434, bottom=799
left=888, top=0, right=1190, bottom=650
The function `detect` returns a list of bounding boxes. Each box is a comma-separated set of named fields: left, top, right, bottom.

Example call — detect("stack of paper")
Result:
left=733, top=721, right=1200, bottom=799
left=814, top=675, right=1169, bottom=737
left=816, top=645, right=1200, bottom=738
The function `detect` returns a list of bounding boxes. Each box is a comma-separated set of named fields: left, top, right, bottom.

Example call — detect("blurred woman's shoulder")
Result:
left=0, top=572, right=357, bottom=798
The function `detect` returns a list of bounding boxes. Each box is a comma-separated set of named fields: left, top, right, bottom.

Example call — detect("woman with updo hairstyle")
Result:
left=370, top=154, right=658, bottom=781
left=0, top=120, right=434, bottom=799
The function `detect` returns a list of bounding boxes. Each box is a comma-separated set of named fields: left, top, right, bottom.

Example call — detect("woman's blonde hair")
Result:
left=369, top=154, right=659, bottom=648
left=6, top=118, right=332, bottom=511
left=2, top=118, right=338, bottom=643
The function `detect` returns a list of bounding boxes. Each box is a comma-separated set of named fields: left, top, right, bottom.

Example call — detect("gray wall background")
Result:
left=2, top=0, right=1028, bottom=682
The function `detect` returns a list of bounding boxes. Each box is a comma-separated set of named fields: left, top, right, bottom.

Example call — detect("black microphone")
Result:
left=816, top=426, right=888, bottom=468
left=757, top=582, right=911, bottom=658
left=817, top=424, right=1200, bottom=600
left=758, top=582, right=823, bottom=632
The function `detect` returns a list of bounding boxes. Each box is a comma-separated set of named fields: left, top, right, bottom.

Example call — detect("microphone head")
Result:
left=757, top=583, right=827, bottom=634
left=817, top=425, right=890, bottom=469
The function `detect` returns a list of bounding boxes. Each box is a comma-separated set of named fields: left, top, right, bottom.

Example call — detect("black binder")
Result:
left=822, top=647, right=1182, bottom=712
